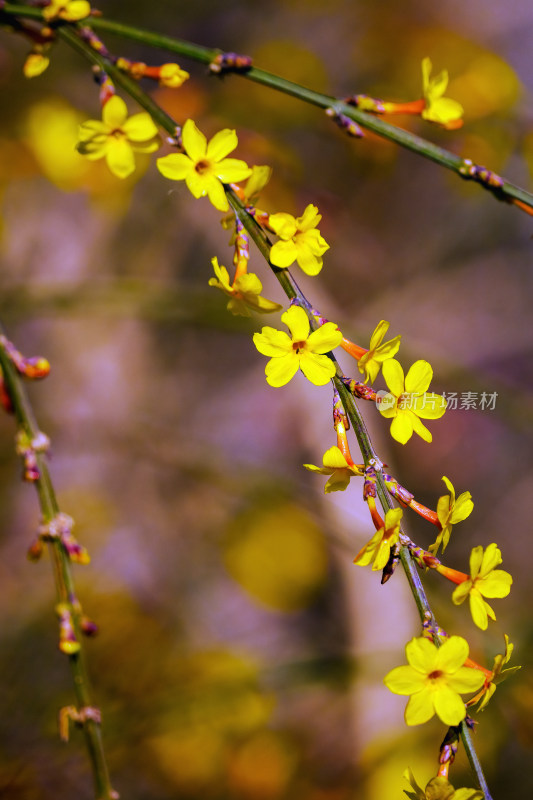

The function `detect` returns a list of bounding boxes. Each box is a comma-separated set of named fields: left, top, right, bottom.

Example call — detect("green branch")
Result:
left=2, top=4, right=531, bottom=211
left=0, top=323, right=116, bottom=800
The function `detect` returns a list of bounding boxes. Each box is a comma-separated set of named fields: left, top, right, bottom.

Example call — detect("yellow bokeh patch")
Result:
left=223, top=502, right=328, bottom=611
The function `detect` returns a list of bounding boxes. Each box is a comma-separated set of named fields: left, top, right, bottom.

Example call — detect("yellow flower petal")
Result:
left=282, top=305, right=309, bottom=341
left=406, top=636, right=437, bottom=673
left=298, top=351, right=336, bottom=385
left=156, top=153, right=194, bottom=181
left=412, top=392, right=447, bottom=419
left=384, top=664, right=427, bottom=694
left=369, top=320, right=388, bottom=351
left=405, top=360, right=433, bottom=394
left=269, top=212, right=298, bottom=240
left=253, top=328, right=292, bottom=357
left=322, top=446, right=350, bottom=470
left=294, top=244, right=324, bottom=276
left=433, top=684, right=467, bottom=726
left=382, top=358, right=405, bottom=396
left=404, top=686, right=436, bottom=726
left=390, top=411, right=414, bottom=444
left=479, top=571, right=512, bottom=598
left=410, top=414, right=433, bottom=443
left=449, top=492, right=474, bottom=524
left=297, top=204, right=322, bottom=231
left=447, top=667, right=485, bottom=694
left=270, top=239, right=297, bottom=268
left=265, top=353, right=299, bottom=387
left=435, top=635, right=469, bottom=672
left=469, top=591, right=490, bottom=630
left=479, top=542, right=502, bottom=576
left=182, top=118, right=207, bottom=161
left=210, top=257, right=231, bottom=290
left=323, top=471, right=352, bottom=492
left=307, top=322, right=342, bottom=354
left=206, top=128, right=238, bottom=161
left=215, top=157, right=252, bottom=183
left=106, top=138, right=135, bottom=179
left=102, top=95, right=128, bottom=129
left=205, top=177, right=230, bottom=211
left=122, top=112, right=159, bottom=142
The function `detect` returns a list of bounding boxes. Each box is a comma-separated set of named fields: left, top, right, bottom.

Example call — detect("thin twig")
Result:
left=0, top=322, right=117, bottom=800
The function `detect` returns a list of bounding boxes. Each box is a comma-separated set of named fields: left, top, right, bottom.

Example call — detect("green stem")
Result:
left=0, top=323, right=116, bottom=800
left=2, top=4, right=531, bottom=210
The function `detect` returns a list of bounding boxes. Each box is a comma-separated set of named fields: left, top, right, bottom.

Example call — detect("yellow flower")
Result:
left=303, top=446, right=363, bottom=492
left=403, top=768, right=483, bottom=800
left=353, top=507, right=403, bottom=571
left=429, top=476, right=474, bottom=555
left=357, top=320, right=401, bottom=383
left=242, top=165, right=272, bottom=204
left=469, top=634, right=520, bottom=711
left=269, top=205, right=329, bottom=276
left=378, top=359, right=446, bottom=444
left=208, top=257, right=282, bottom=317
left=421, top=57, right=464, bottom=130
left=157, top=119, right=252, bottom=212
left=452, top=544, right=512, bottom=630
left=23, top=52, right=50, bottom=78
left=77, top=95, right=160, bottom=179
left=384, top=635, right=484, bottom=726
left=43, top=0, right=91, bottom=22
left=253, top=305, right=342, bottom=387
left=158, top=63, right=190, bottom=88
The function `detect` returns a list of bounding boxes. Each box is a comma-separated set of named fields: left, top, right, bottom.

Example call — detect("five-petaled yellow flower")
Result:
left=384, top=635, right=485, bottom=727
left=77, top=95, right=160, bottom=179
left=253, top=305, right=342, bottom=387
left=157, top=119, right=252, bottom=212
left=269, top=205, right=329, bottom=276
left=304, top=446, right=363, bottom=492
left=357, top=320, right=401, bottom=383
left=43, top=0, right=91, bottom=22
left=353, top=507, right=403, bottom=571
left=429, top=476, right=474, bottom=555
left=468, top=634, right=520, bottom=711
left=403, top=768, right=483, bottom=800
left=421, top=57, right=464, bottom=130
left=208, top=257, right=282, bottom=317
left=452, top=543, right=512, bottom=630
left=378, top=359, right=446, bottom=444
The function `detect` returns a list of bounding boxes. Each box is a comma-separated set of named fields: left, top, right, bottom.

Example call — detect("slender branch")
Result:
left=2, top=4, right=531, bottom=210
left=0, top=322, right=116, bottom=800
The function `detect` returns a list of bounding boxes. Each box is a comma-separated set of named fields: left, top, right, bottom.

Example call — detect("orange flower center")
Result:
left=292, top=340, right=307, bottom=354
left=195, top=159, right=211, bottom=174
left=428, top=670, right=444, bottom=681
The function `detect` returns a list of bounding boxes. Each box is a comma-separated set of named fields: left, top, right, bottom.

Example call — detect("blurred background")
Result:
left=1, top=0, right=532, bottom=797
